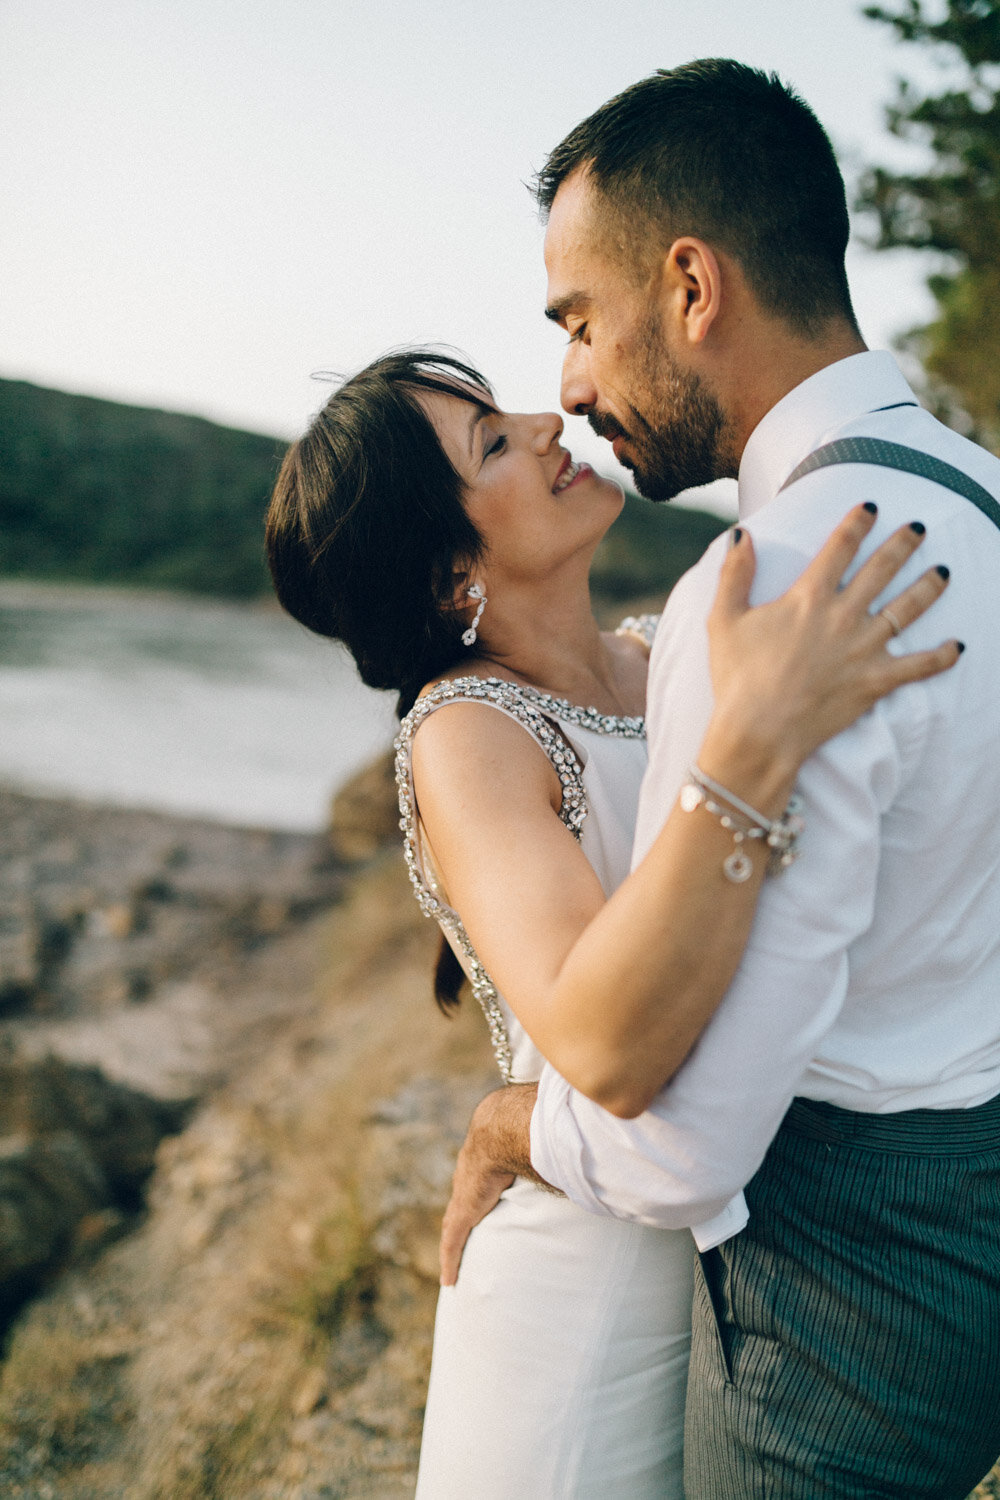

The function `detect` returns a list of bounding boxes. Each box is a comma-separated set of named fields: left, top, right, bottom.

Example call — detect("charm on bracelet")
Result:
left=680, top=771, right=804, bottom=884
left=724, top=837, right=755, bottom=884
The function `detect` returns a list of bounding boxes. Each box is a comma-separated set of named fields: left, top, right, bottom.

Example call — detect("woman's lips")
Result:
left=553, top=459, right=593, bottom=493
left=552, top=453, right=574, bottom=490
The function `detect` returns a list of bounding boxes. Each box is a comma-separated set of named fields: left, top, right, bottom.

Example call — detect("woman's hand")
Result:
left=703, top=504, right=961, bottom=791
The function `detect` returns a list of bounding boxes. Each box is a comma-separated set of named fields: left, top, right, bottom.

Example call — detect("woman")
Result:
left=266, top=350, right=959, bottom=1499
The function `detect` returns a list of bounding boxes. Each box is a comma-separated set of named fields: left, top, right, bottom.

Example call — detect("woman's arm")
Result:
left=413, top=507, right=960, bottom=1117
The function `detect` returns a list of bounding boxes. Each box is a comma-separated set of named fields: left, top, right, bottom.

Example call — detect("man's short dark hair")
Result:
left=535, top=59, right=858, bottom=338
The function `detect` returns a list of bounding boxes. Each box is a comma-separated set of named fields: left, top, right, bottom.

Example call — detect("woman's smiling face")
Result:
left=414, top=384, right=624, bottom=588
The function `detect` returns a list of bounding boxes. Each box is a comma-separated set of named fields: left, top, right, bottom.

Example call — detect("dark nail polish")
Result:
left=936, top=564, right=950, bottom=580
left=957, top=641, right=966, bottom=654
left=863, top=501, right=878, bottom=515
left=733, top=527, right=743, bottom=544
left=910, top=521, right=926, bottom=535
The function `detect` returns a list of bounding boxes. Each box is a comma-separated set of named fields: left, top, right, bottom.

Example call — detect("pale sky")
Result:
left=1, top=0, right=942, bottom=512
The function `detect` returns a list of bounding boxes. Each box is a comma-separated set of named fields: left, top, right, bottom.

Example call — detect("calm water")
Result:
left=0, top=582, right=397, bottom=830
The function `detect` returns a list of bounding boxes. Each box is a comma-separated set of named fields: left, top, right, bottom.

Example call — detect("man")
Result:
left=443, top=60, right=1000, bottom=1498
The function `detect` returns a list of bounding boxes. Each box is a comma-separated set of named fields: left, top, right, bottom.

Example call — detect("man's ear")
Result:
left=657, top=237, right=723, bottom=347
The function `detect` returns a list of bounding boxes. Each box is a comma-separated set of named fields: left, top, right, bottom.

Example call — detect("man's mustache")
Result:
left=587, top=410, right=627, bottom=444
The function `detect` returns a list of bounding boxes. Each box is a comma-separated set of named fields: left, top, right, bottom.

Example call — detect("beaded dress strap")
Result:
left=615, top=612, right=660, bottom=652
left=393, top=676, right=589, bottom=1083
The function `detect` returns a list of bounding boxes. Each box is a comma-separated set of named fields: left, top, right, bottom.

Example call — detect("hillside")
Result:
left=0, top=380, right=283, bottom=597
left=590, top=489, right=729, bottom=606
left=0, top=377, right=729, bottom=604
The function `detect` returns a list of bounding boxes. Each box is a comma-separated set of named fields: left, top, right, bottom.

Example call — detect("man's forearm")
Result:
left=439, top=1082, right=552, bottom=1285
left=466, top=1081, right=545, bottom=1181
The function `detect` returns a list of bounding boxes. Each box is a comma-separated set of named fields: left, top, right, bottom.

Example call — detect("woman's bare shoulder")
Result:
left=408, top=676, right=555, bottom=765
left=404, top=672, right=562, bottom=821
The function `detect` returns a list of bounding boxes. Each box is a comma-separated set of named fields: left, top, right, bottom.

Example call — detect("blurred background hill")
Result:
left=0, top=376, right=730, bottom=609
left=0, top=380, right=283, bottom=597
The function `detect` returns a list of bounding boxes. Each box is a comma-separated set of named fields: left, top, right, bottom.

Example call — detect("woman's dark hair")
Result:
left=266, top=348, right=494, bottom=719
left=266, top=348, right=492, bottom=1012
left=535, top=59, right=858, bottom=338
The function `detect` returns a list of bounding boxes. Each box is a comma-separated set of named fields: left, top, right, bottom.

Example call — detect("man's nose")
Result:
left=560, top=341, right=597, bottom=416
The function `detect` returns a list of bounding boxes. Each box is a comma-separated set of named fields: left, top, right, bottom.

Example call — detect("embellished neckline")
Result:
left=424, top=675, right=645, bottom=738
left=513, top=682, right=644, bottom=737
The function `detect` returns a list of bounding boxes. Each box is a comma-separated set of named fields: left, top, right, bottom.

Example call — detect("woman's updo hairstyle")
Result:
left=266, top=349, right=494, bottom=716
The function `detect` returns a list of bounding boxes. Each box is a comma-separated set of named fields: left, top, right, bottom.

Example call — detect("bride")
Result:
left=265, top=349, right=959, bottom=1498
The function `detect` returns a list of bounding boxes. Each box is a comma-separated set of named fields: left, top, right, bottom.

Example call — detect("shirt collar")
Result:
left=737, top=350, right=918, bottom=520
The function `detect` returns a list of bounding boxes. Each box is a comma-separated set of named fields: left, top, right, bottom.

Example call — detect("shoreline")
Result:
left=0, top=575, right=283, bottom=616
left=0, top=776, right=318, bottom=838
left=0, top=783, right=348, bottom=1098
left=0, top=584, right=398, bottom=832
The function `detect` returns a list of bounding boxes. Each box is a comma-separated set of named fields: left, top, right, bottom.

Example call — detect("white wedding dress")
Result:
left=394, top=620, right=692, bottom=1500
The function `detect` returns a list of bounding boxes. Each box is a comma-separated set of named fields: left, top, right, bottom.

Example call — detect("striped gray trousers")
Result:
left=684, top=1093, right=1000, bottom=1498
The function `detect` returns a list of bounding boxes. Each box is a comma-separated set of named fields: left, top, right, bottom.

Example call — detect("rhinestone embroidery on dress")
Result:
left=513, top=683, right=644, bottom=739
left=615, top=613, right=659, bottom=651
left=394, top=670, right=649, bottom=1083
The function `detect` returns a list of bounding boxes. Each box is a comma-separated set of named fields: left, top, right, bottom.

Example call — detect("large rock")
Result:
left=0, top=1050, right=184, bottom=1197
left=0, top=787, right=345, bottom=1024
left=0, top=1132, right=108, bottom=1292
left=0, top=1048, right=184, bottom=1320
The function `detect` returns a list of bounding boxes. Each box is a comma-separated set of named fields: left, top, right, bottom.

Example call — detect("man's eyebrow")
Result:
left=544, top=292, right=588, bottom=325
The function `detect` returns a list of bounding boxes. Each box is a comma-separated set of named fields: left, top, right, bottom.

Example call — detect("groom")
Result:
left=445, top=60, right=1000, bottom=1497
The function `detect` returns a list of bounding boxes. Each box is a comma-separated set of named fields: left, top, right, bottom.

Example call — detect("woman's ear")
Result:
left=444, top=561, right=473, bottom=615
left=658, top=236, right=723, bottom=347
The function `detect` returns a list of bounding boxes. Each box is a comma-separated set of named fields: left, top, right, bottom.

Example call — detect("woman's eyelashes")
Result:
left=483, top=431, right=507, bottom=460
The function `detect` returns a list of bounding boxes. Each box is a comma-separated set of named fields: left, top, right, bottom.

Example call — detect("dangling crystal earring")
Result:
left=462, top=583, right=487, bottom=647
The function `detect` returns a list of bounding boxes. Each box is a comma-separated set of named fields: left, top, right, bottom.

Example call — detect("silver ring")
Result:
left=880, top=606, right=903, bottom=638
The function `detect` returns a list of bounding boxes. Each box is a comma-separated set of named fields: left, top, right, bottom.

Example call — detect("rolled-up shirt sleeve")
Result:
left=530, top=527, right=926, bottom=1239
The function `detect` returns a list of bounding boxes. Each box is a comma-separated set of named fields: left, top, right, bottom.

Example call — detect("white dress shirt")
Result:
left=530, top=351, right=1000, bottom=1245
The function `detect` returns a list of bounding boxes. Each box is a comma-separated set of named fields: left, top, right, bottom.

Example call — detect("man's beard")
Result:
left=589, top=330, right=729, bottom=503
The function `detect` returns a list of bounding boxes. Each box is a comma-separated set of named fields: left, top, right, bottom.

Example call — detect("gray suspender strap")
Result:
left=779, top=436, right=1000, bottom=536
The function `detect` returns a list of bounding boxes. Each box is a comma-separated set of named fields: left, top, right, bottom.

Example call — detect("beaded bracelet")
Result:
left=679, top=765, right=805, bottom=884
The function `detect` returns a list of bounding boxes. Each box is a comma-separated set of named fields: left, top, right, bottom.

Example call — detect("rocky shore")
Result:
left=0, top=786, right=350, bottom=1092
left=0, top=769, right=496, bottom=1497
left=0, top=773, right=996, bottom=1499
